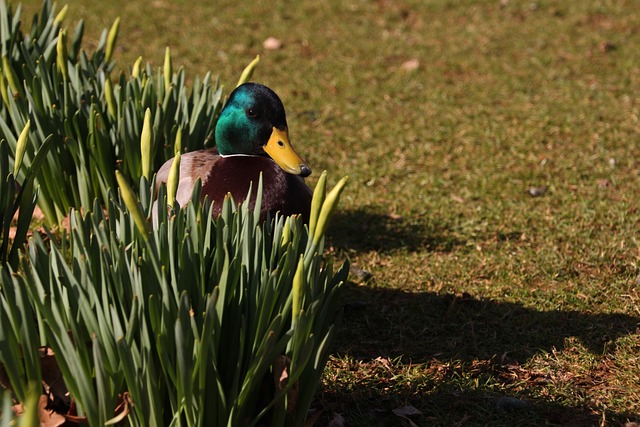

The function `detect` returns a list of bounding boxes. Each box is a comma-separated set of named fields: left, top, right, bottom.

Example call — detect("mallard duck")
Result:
left=156, top=82, right=312, bottom=221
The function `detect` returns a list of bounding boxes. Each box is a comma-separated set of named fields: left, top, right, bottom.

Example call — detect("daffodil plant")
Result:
left=1, top=174, right=349, bottom=426
left=0, top=0, right=224, bottom=226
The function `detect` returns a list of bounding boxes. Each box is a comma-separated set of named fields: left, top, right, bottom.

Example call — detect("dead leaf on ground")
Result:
left=326, top=412, right=345, bottom=427
left=450, top=194, right=465, bottom=203
left=599, top=41, right=616, bottom=53
left=11, top=205, right=45, bottom=223
left=393, top=405, right=423, bottom=417
left=401, top=58, right=420, bottom=71
left=597, top=178, right=611, bottom=188
left=0, top=362, right=12, bottom=391
left=374, top=356, right=393, bottom=371
left=38, top=395, right=67, bottom=427
left=527, top=186, right=547, bottom=197
left=350, top=266, right=372, bottom=282
left=273, top=355, right=298, bottom=418
left=105, top=392, right=132, bottom=425
left=63, top=399, right=88, bottom=425
left=40, top=346, right=70, bottom=407
left=392, top=405, right=423, bottom=427
left=263, top=37, right=282, bottom=50
left=12, top=402, right=24, bottom=417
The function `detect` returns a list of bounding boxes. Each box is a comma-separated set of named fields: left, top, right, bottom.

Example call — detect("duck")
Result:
left=155, top=82, right=313, bottom=222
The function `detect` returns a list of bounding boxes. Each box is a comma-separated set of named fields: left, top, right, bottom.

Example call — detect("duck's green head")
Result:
left=214, top=83, right=311, bottom=177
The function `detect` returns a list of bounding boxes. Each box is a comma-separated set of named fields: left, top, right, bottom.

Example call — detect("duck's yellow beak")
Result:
left=264, top=127, right=312, bottom=177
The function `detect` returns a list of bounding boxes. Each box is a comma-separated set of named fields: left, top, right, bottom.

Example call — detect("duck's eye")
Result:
left=246, top=108, right=257, bottom=118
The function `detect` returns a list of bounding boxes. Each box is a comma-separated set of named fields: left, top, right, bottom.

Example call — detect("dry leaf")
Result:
left=392, top=405, right=422, bottom=427
left=273, top=355, right=290, bottom=392
left=597, top=178, right=611, bottom=188
left=327, top=412, right=345, bottom=427
left=40, top=347, right=70, bottom=407
left=392, top=405, right=422, bottom=417
left=12, top=402, right=24, bottom=417
left=263, top=37, right=282, bottom=50
left=63, top=399, right=88, bottom=424
left=350, top=266, right=372, bottom=282
left=450, top=194, right=465, bottom=203
left=105, top=392, right=132, bottom=425
left=599, top=41, right=616, bottom=53
left=0, top=362, right=12, bottom=391
left=374, top=356, right=392, bottom=371
left=38, top=395, right=67, bottom=427
left=527, top=186, right=547, bottom=197
left=32, top=206, right=45, bottom=221
left=401, top=58, right=419, bottom=71
left=273, top=355, right=298, bottom=418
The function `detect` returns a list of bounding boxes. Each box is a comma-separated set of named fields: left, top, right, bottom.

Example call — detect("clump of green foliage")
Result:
left=0, top=0, right=223, bottom=226
left=1, top=174, right=348, bottom=426
left=0, top=1, right=350, bottom=425
left=0, top=127, right=50, bottom=268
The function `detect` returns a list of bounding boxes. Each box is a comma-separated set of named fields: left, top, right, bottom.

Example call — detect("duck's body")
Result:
left=156, top=147, right=312, bottom=220
left=155, top=83, right=312, bottom=221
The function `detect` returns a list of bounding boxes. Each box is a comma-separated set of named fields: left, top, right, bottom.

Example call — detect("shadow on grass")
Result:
left=327, top=208, right=464, bottom=253
left=316, top=384, right=640, bottom=427
left=336, top=285, right=640, bottom=362
left=322, top=209, right=640, bottom=424
left=319, top=284, right=640, bottom=426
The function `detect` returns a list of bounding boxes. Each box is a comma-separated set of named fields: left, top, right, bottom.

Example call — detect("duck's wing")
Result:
left=155, top=148, right=221, bottom=207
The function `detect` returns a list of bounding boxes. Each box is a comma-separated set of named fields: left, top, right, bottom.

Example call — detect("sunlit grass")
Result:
left=15, top=0, right=640, bottom=424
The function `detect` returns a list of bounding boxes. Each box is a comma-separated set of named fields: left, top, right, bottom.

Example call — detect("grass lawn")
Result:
left=16, top=0, right=640, bottom=425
